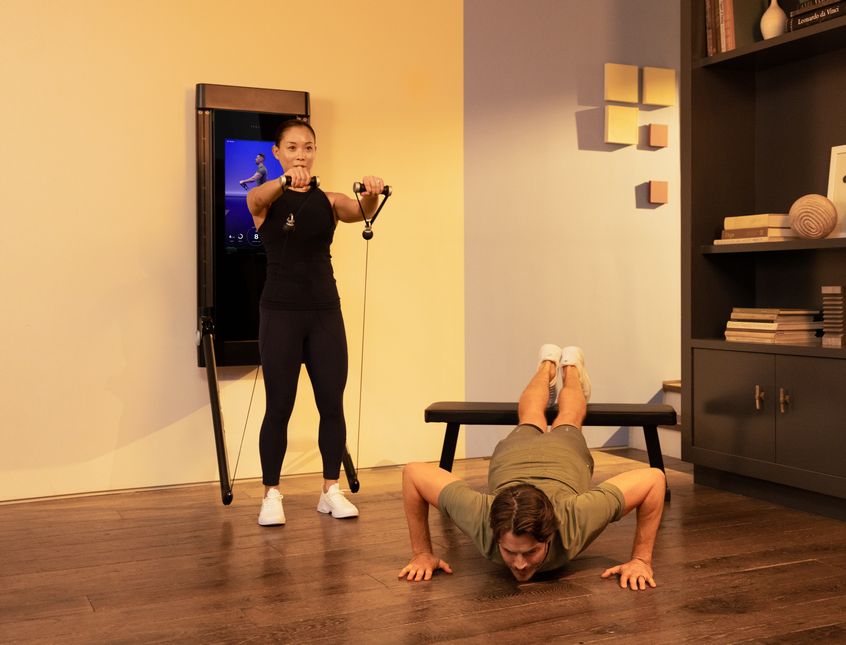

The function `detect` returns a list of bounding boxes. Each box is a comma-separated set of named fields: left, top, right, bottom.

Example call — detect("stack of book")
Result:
left=821, top=285, right=844, bottom=348
left=789, top=0, right=845, bottom=32
left=713, top=214, right=796, bottom=245
left=725, top=308, right=822, bottom=345
left=705, top=0, right=736, bottom=54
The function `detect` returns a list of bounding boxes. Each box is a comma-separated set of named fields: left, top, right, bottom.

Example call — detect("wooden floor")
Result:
left=2, top=450, right=846, bottom=644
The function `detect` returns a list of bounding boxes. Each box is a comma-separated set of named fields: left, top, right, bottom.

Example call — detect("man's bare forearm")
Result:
left=403, top=466, right=434, bottom=555
left=630, top=470, right=665, bottom=564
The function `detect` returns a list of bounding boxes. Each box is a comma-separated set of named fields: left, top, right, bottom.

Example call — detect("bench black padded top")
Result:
left=424, top=402, right=677, bottom=427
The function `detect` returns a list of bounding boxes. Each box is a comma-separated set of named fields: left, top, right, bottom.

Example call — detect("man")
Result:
left=239, top=153, right=268, bottom=189
left=398, top=345, right=665, bottom=590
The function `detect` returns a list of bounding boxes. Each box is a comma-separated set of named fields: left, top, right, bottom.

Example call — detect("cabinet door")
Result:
left=776, top=355, right=846, bottom=478
left=692, top=349, right=775, bottom=461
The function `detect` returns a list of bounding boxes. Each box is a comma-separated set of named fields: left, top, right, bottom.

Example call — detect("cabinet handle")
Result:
left=754, top=384, right=765, bottom=411
left=779, top=387, right=791, bottom=414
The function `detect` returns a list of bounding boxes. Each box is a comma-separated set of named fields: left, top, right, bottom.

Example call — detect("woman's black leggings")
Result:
left=258, top=307, right=348, bottom=484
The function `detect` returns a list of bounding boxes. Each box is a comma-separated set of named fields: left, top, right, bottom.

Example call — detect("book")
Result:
left=705, top=0, right=717, bottom=56
left=713, top=236, right=791, bottom=245
left=822, top=285, right=844, bottom=294
left=723, top=213, right=790, bottom=229
left=730, top=312, right=814, bottom=322
left=823, top=336, right=844, bottom=348
left=790, top=0, right=843, bottom=16
left=726, top=320, right=822, bottom=331
left=724, top=0, right=736, bottom=50
left=725, top=327, right=819, bottom=337
left=725, top=332, right=821, bottom=345
left=732, top=307, right=819, bottom=315
left=789, top=0, right=845, bottom=30
left=721, top=227, right=797, bottom=239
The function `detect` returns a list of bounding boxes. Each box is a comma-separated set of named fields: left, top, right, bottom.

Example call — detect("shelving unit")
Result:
left=681, top=1, right=846, bottom=518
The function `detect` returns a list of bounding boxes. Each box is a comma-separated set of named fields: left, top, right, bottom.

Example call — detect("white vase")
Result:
left=760, top=0, right=787, bottom=39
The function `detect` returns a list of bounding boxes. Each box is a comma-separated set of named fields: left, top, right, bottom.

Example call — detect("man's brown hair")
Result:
left=489, top=483, right=559, bottom=542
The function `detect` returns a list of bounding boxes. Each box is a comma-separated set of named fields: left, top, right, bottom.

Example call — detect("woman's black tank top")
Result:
left=258, top=188, right=340, bottom=310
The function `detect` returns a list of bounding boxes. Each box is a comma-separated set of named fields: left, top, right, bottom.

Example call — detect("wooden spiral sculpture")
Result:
left=789, top=194, right=838, bottom=239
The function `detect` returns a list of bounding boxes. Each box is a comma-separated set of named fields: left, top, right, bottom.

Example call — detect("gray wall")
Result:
left=464, top=0, right=681, bottom=455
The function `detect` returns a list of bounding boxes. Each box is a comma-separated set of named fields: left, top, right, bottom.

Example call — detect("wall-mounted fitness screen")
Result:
left=197, top=83, right=310, bottom=366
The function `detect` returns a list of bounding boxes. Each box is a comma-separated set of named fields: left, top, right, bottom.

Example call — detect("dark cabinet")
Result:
left=692, top=349, right=774, bottom=462
left=775, top=355, right=846, bottom=480
left=692, top=350, right=846, bottom=498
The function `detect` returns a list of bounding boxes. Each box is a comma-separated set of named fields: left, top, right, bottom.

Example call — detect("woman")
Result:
left=246, top=119, right=385, bottom=526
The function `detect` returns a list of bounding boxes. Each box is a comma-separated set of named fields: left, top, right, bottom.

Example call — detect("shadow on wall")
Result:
left=574, top=107, right=629, bottom=153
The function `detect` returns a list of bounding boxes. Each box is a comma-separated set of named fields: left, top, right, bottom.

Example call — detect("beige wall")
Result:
left=0, top=0, right=464, bottom=500
left=464, top=0, right=681, bottom=454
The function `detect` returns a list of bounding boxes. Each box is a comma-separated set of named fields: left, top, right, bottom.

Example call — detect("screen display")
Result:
left=197, top=92, right=309, bottom=363
left=224, top=139, right=281, bottom=250
left=210, top=109, right=301, bottom=347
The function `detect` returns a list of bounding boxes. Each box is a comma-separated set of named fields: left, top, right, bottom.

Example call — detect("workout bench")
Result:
left=424, top=402, right=677, bottom=500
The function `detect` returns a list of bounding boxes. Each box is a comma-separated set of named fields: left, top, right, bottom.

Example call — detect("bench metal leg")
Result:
left=439, top=422, right=460, bottom=471
left=643, top=424, right=670, bottom=501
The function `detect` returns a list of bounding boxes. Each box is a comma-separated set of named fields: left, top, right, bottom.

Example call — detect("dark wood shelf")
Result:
left=694, top=16, right=846, bottom=70
left=691, top=338, right=846, bottom=358
left=682, top=0, right=846, bottom=511
left=701, top=238, right=846, bottom=254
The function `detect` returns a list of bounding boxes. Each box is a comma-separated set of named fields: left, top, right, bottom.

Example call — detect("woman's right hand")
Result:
left=283, top=166, right=312, bottom=189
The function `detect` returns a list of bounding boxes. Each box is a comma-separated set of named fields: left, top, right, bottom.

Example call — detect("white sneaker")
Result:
left=258, top=489, right=286, bottom=526
left=538, top=344, right=563, bottom=407
left=561, top=346, right=592, bottom=402
left=317, top=483, right=359, bottom=519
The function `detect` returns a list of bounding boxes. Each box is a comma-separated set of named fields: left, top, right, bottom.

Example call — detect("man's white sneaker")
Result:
left=561, top=346, right=592, bottom=402
left=538, top=344, right=563, bottom=407
left=258, top=489, right=286, bottom=526
left=317, top=483, right=359, bottom=519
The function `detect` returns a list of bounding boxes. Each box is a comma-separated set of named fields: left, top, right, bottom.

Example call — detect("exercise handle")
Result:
left=282, top=175, right=320, bottom=188
left=353, top=181, right=392, bottom=196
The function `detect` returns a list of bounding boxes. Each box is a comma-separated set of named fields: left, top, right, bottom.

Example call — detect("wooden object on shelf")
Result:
left=604, top=105, right=638, bottom=145
left=603, top=63, right=639, bottom=103
left=649, top=180, right=669, bottom=204
left=642, top=66, right=677, bottom=106
left=788, top=194, right=838, bottom=239
left=821, top=284, right=844, bottom=347
left=649, top=123, right=669, bottom=147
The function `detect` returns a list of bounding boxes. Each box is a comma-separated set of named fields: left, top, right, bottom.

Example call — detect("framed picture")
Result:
left=827, top=144, right=846, bottom=237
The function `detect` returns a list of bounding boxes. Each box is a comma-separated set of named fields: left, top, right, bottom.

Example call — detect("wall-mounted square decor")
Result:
left=649, top=180, right=669, bottom=204
left=604, top=63, right=639, bottom=103
left=649, top=123, right=669, bottom=148
left=642, top=67, right=676, bottom=106
left=605, top=105, right=639, bottom=145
